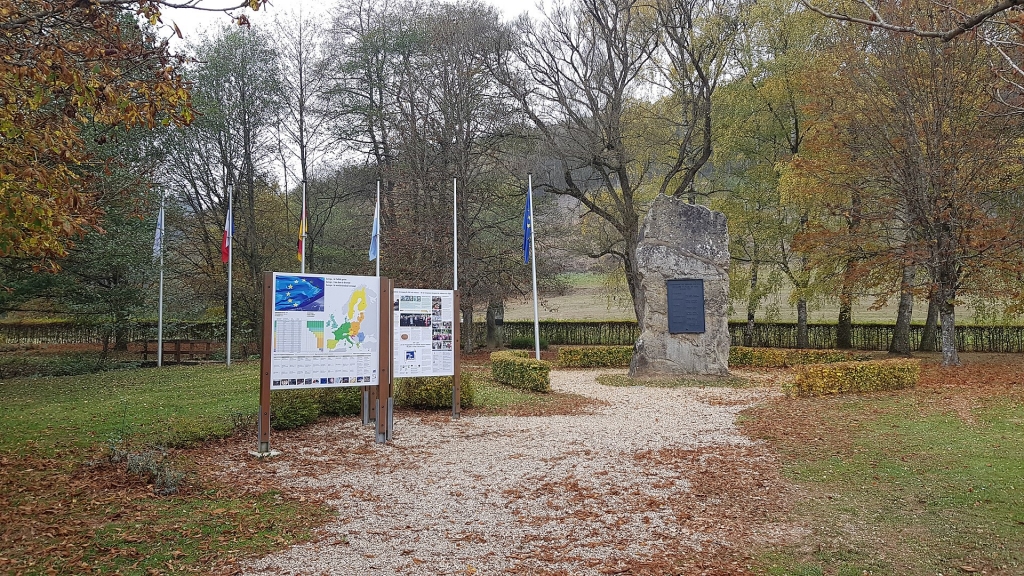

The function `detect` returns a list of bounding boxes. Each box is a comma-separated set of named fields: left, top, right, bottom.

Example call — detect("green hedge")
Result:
left=270, top=387, right=363, bottom=430
left=490, top=351, right=551, bottom=392
left=787, top=359, right=920, bottom=397
left=315, top=387, right=362, bottom=416
left=557, top=345, right=633, bottom=368
left=270, top=390, right=321, bottom=430
left=729, top=347, right=863, bottom=368
left=394, top=374, right=476, bottom=410
left=507, top=336, right=549, bottom=350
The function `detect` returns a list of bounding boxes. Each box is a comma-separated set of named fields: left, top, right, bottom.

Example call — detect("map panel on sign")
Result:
left=270, top=273, right=381, bottom=389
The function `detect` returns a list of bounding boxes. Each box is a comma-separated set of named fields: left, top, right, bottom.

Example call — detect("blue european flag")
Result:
left=522, top=187, right=532, bottom=264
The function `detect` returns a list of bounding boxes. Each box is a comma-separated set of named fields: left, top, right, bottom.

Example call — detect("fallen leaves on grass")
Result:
left=501, top=445, right=793, bottom=575
left=0, top=449, right=330, bottom=575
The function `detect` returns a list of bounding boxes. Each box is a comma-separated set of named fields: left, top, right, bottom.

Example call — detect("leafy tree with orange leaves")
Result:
left=783, top=5, right=1024, bottom=366
left=0, top=0, right=264, bottom=267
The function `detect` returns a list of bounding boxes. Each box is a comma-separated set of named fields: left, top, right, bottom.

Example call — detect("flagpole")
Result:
left=453, top=177, right=458, bottom=290
left=375, top=180, right=381, bottom=277
left=156, top=191, right=164, bottom=368
left=528, top=174, right=540, bottom=360
left=301, top=180, right=307, bottom=274
left=226, top=183, right=233, bottom=367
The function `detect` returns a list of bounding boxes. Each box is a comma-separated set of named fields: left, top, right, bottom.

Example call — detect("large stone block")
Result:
left=629, top=195, right=730, bottom=376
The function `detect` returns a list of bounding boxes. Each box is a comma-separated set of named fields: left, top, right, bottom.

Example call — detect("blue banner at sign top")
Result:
left=275, top=275, right=326, bottom=312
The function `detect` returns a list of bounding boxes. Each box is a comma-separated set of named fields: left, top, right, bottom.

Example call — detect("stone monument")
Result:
left=629, top=194, right=730, bottom=377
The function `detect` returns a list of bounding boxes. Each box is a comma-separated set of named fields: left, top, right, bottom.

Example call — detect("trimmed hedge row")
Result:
left=557, top=345, right=633, bottom=368
left=729, top=346, right=864, bottom=368
left=270, top=375, right=478, bottom=430
left=394, top=375, right=476, bottom=410
left=507, top=337, right=549, bottom=350
left=787, top=359, right=920, bottom=397
left=490, top=351, right=551, bottom=392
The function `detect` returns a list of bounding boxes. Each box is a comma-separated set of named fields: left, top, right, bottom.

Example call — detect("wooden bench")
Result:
left=142, top=339, right=218, bottom=363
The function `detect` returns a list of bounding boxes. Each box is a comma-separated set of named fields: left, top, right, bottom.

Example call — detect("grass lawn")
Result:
left=0, top=362, right=334, bottom=575
left=3, top=349, right=1022, bottom=574
left=500, top=271, right=1024, bottom=324
left=0, top=359, right=592, bottom=575
left=0, top=363, right=262, bottom=454
left=597, top=373, right=751, bottom=388
left=743, top=354, right=1024, bottom=575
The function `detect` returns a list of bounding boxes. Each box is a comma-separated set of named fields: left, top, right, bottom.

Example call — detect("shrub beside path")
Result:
left=204, top=370, right=795, bottom=575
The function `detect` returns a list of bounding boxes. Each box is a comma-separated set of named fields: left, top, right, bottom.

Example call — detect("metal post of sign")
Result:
left=376, top=277, right=394, bottom=443
left=256, top=271, right=274, bottom=456
left=368, top=381, right=378, bottom=424
left=452, top=289, right=461, bottom=419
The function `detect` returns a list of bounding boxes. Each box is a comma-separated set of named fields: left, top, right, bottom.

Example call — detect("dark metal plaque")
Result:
left=666, top=279, right=705, bottom=334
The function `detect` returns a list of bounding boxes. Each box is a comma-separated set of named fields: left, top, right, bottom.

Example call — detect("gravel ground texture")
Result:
left=219, top=370, right=792, bottom=575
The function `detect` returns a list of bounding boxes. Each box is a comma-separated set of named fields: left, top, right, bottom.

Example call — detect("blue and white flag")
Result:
left=369, top=194, right=380, bottom=261
left=522, top=184, right=533, bottom=264
left=152, top=205, right=164, bottom=261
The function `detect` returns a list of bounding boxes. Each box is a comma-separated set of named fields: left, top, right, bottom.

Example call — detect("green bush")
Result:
left=729, top=346, right=863, bottom=368
left=490, top=351, right=551, bottom=392
left=787, top=359, right=920, bottom=397
left=270, top=390, right=320, bottom=430
left=394, top=374, right=477, bottom=410
left=315, top=387, right=361, bottom=416
left=507, top=336, right=549, bottom=350
left=557, top=345, right=633, bottom=368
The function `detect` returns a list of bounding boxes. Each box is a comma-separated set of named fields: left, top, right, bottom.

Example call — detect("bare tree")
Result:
left=330, top=0, right=531, bottom=351
left=162, top=26, right=284, bottom=332
left=493, top=0, right=742, bottom=328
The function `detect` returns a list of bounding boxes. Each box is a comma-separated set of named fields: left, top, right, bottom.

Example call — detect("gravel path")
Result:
left=239, top=370, right=781, bottom=575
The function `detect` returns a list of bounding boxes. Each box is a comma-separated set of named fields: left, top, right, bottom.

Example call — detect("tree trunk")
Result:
left=836, top=297, right=852, bottom=349
left=113, top=311, right=130, bottom=352
left=744, top=260, right=758, bottom=347
left=101, top=329, right=111, bottom=359
left=796, top=298, right=808, bottom=349
left=624, top=243, right=645, bottom=332
left=838, top=190, right=860, bottom=350
left=889, top=263, right=915, bottom=355
left=938, top=286, right=960, bottom=366
left=485, top=299, right=504, bottom=349
left=920, top=287, right=940, bottom=352
left=462, top=305, right=475, bottom=353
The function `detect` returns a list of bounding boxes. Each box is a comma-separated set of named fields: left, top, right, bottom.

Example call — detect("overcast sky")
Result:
left=161, top=0, right=541, bottom=43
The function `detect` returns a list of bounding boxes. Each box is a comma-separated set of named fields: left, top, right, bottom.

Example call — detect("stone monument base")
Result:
left=629, top=195, right=730, bottom=377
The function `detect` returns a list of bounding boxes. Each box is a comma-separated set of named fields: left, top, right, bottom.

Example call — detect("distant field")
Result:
left=502, top=273, right=1016, bottom=324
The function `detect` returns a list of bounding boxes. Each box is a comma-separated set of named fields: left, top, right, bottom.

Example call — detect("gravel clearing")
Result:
left=235, top=370, right=785, bottom=575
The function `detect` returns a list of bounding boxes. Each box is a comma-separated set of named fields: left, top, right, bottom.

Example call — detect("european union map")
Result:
left=270, top=273, right=380, bottom=390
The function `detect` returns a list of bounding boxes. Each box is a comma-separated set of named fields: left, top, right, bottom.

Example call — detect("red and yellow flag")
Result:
left=297, top=202, right=306, bottom=262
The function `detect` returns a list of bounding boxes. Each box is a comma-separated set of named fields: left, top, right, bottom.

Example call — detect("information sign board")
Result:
left=269, top=273, right=381, bottom=389
left=393, top=288, right=456, bottom=377
left=666, top=278, right=706, bottom=334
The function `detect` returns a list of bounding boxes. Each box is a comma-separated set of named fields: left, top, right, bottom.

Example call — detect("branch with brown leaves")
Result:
left=800, top=0, right=1024, bottom=41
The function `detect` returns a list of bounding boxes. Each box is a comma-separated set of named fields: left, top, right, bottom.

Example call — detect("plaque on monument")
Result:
left=666, top=279, right=705, bottom=334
